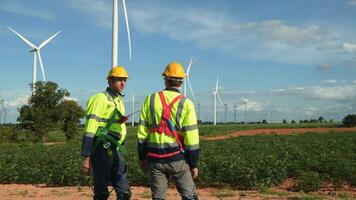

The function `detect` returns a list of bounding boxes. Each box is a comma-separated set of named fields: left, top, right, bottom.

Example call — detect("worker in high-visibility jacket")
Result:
left=137, top=62, right=199, bottom=200
left=81, top=66, right=131, bottom=200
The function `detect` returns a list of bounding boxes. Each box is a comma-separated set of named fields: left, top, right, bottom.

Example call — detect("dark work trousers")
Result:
left=91, top=143, right=131, bottom=200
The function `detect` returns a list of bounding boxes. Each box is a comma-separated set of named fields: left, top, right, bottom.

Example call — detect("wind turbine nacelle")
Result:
left=29, top=49, right=37, bottom=52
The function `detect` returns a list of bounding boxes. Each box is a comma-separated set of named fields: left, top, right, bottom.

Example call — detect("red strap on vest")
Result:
left=148, top=91, right=184, bottom=159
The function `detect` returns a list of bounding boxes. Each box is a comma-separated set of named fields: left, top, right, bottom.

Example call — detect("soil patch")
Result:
left=201, top=127, right=356, bottom=141
left=1, top=184, right=355, bottom=200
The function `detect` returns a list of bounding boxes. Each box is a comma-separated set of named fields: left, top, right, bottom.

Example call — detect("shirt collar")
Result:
left=164, top=87, right=181, bottom=93
left=106, top=87, right=124, bottom=97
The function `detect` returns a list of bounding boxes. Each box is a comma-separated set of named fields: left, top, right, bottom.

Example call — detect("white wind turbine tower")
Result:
left=131, top=93, right=135, bottom=126
left=213, top=76, right=223, bottom=125
left=242, top=97, right=249, bottom=123
left=7, top=27, right=60, bottom=88
left=183, top=57, right=196, bottom=102
left=112, top=0, right=132, bottom=68
left=0, top=97, right=4, bottom=124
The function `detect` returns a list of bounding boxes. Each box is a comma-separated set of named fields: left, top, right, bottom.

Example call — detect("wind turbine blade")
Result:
left=7, top=26, right=37, bottom=49
left=217, top=93, right=223, bottom=105
left=186, top=56, right=193, bottom=76
left=122, top=0, right=132, bottom=60
left=37, top=51, right=46, bottom=81
left=39, top=31, right=61, bottom=49
left=215, top=76, right=219, bottom=92
left=187, top=77, right=196, bottom=102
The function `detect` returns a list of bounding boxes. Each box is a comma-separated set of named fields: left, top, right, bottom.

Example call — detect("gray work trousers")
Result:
left=148, top=160, right=197, bottom=200
left=91, top=144, right=131, bottom=200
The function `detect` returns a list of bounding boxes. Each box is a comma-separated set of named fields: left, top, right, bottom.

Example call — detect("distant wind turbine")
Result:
left=242, top=97, right=249, bottom=123
left=7, top=26, right=60, bottom=88
left=0, top=97, right=4, bottom=124
left=213, top=76, right=223, bottom=125
left=131, top=93, right=135, bottom=126
left=183, top=57, right=196, bottom=102
left=112, top=0, right=132, bottom=67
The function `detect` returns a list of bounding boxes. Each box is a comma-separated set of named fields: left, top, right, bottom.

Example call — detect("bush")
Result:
left=342, top=114, right=356, bottom=127
left=293, top=171, right=321, bottom=192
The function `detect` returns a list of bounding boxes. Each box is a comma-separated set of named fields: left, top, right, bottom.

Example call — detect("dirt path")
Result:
left=1, top=184, right=355, bottom=200
left=201, top=127, right=356, bottom=141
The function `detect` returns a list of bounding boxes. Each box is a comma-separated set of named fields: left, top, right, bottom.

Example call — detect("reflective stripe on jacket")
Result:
left=81, top=88, right=126, bottom=157
left=137, top=88, right=199, bottom=168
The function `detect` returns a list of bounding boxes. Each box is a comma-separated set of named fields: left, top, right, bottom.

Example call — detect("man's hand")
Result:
left=82, top=157, right=91, bottom=174
left=190, top=168, right=199, bottom=179
left=139, top=160, right=148, bottom=173
left=118, top=116, right=129, bottom=124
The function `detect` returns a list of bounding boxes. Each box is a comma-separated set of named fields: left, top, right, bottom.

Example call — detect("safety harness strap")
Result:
left=91, top=93, right=124, bottom=154
left=148, top=91, right=185, bottom=159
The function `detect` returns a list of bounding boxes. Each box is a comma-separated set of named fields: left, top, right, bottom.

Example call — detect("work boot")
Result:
left=93, top=191, right=109, bottom=200
left=181, top=194, right=198, bottom=200
left=116, top=191, right=132, bottom=200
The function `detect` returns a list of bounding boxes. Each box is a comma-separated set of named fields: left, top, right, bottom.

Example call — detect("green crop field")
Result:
left=0, top=124, right=354, bottom=193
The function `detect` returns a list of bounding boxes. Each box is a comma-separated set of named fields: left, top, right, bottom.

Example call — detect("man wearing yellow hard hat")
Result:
left=137, top=62, right=200, bottom=200
left=81, top=66, right=131, bottom=200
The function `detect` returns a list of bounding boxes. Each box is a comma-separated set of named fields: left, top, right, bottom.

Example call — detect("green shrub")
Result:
left=294, top=171, right=321, bottom=192
left=0, top=131, right=354, bottom=189
left=342, top=114, right=356, bottom=127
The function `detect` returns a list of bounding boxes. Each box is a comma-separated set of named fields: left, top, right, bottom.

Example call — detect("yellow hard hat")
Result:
left=107, top=66, right=129, bottom=79
left=162, top=62, right=186, bottom=79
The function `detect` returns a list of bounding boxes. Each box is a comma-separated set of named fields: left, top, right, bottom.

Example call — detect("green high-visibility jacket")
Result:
left=137, top=88, right=200, bottom=168
left=81, top=88, right=126, bottom=157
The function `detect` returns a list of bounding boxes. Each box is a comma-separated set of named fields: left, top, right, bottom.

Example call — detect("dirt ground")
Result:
left=1, top=183, right=355, bottom=200
left=200, top=127, right=356, bottom=141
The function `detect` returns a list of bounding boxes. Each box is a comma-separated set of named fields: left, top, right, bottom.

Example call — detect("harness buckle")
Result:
left=103, top=142, right=111, bottom=149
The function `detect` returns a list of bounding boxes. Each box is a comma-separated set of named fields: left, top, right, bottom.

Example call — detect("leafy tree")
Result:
left=262, top=119, right=267, bottom=124
left=291, top=120, right=296, bottom=124
left=342, top=114, right=356, bottom=127
left=58, top=100, right=85, bottom=141
left=17, top=81, right=69, bottom=142
left=282, top=119, right=287, bottom=124
left=318, top=116, right=324, bottom=123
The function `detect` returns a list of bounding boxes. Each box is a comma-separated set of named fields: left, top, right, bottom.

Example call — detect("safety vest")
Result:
left=84, top=90, right=126, bottom=143
left=147, top=91, right=184, bottom=158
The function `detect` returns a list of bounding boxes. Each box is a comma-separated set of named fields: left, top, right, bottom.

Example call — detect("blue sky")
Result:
left=1, top=0, right=356, bottom=123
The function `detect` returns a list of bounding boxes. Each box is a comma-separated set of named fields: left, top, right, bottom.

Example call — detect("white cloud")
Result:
left=6, top=96, right=28, bottom=108
left=128, top=2, right=349, bottom=65
left=236, top=98, right=264, bottom=112
left=304, top=107, right=318, bottom=116
left=347, top=0, right=356, bottom=6
left=0, top=2, right=56, bottom=21
left=59, top=0, right=355, bottom=66
left=317, top=63, right=332, bottom=70
left=341, top=42, right=356, bottom=53
left=270, top=89, right=286, bottom=93
left=321, top=79, right=338, bottom=84
left=64, top=96, right=79, bottom=102
left=274, top=84, right=356, bottom=101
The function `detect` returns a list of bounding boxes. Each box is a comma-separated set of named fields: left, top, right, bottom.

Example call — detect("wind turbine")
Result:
left=183, top=57, right=196, bottom=102
left=213, top=76, right=223, bottom=125
left=0, top=97, right=4, bottom=124
left=131, top=93, right=135, bottom=126
left=242, top=97, right=248, bottom=123
left=7, top=26, right=60, bottom=88
left=112, top=0, right=132, bottom=68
